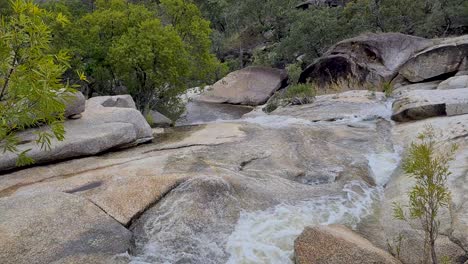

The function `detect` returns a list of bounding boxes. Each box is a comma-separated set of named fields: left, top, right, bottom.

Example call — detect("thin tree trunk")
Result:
left=0, top=52, right=18, bottom=101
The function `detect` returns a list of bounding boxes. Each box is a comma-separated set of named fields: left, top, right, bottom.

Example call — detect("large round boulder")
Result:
left=196, top=66, right=288, bottom=106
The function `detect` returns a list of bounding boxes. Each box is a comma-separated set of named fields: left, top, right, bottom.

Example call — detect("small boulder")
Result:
left=64, top=91, right=85, bottom=118
left=0, top=192, right=131, bottom=264
left=148, top=110, right=172, bottom=128
left=87, top=94, right=137, bottom=109
left=196, top=66, right=288, bottom=106
left=294, top=225, right=400, bottom=264
left=399, top=35, right=468, bottom=82
left=392, top=88, right=468, bottom=122
left=437, top=75, right=468, bottom=90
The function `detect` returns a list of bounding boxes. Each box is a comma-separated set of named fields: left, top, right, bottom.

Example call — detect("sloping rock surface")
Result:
left=0, top=192, right=131, bottom=264
left=196, top=66, right=287, bottom=105
left=294, top=225, right=400, bottom=264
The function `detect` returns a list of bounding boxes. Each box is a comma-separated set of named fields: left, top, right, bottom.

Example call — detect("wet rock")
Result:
left=294, top=225, right=400, bottom=264
left=0, top=192, right=131, bottom=264
left=399, top=35, right=468, bottom=82
left=299, top=33, right=433, bottom=85
left=391, top=88, right=468, bottom=122
left=438, top=75, right=468, bottom=90
left=0, top=123, right=246, bottom=225
left=0, top=95, right=153, bottom=172
left=196, top=66, right=288, bottom=106
left=148, top=110, right=172, bottom=128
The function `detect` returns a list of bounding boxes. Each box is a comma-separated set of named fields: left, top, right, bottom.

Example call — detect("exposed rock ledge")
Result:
left=0, top=95, right=153, bottom=172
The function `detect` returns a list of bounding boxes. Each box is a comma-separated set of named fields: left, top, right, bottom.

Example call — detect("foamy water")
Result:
left=225, top=146, right=401, bottom=264
left=225, top=181, right=381, bottom=264
left=367, top=149, right=401, bottom=186
left=128, top=97, right=400, bottom=264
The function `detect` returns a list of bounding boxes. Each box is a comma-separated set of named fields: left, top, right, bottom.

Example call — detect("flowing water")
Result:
left=129, top=98, right=400, bottom=264
left=225, top=181, right=381, bottom=264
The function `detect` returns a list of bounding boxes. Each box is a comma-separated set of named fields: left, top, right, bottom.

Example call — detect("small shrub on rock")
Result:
left=264, top=83, right=316, bottom=113
left=393, top=126, right=458, bottom=264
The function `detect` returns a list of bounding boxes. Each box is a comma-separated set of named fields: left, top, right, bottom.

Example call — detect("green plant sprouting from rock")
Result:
left=393, top=126, right=458, bottom=264
left=264, top=83, right=316, bottom=113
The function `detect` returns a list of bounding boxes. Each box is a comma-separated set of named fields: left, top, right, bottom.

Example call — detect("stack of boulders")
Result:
left=298, top=33, right=468, bottom=122
left=299, top=33, right=468, bottom=87
left=0, top=93, right=153, bottom=171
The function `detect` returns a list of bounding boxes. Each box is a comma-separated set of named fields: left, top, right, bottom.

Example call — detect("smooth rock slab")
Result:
left=391, top=88, right=468, bottom=122
left=0, top=192, right=131, bottom=264
left=196, top=66, right=287, bottom=106
left=438, top=75, right=468, bottom=90
left=294, top=225, right=400, bottom=264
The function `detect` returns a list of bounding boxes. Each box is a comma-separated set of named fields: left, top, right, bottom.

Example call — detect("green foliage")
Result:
left=286, top=63, right=303, bottom=85
left=393, top=126, right=458, bottom=264
left=381, top=82, right=393, bottom=97
left=159, top=0, right=227, bottom=85
left=284, top=83, right=316, bottom=99
left=109, top=19, right=190, bottom=115
left=47, top=0, right=225, bottom=119
left=264, top=83, right=316, bottom=113
left=193, top=0, right=468, bottom=68
left=0, top=0, right=73, bottom=166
